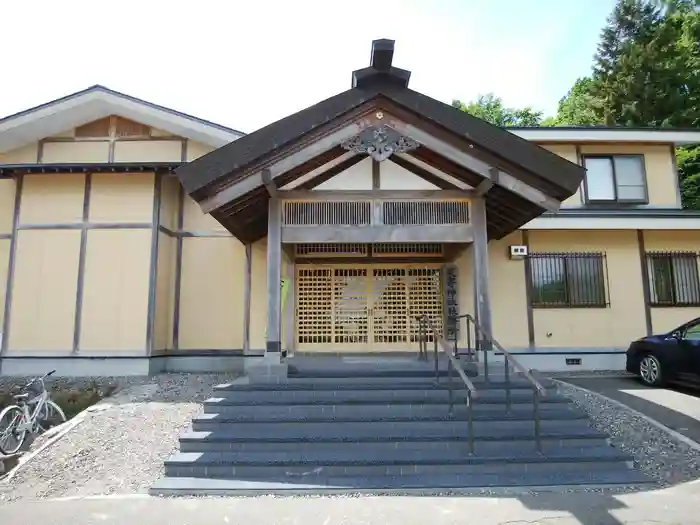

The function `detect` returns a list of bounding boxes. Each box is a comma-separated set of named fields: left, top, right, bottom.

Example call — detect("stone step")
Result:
left=287, top=366, right=478, bottom=379
left=207, top=388, right=567, bottom=405
left=191, top=416, right=593, bottom=435
left=200, top=402, right=583, bottom=420
left=283, top=377, right=547, bottom=386
left=179, top=431, right=609, bottom=454
left=163, top=447, right=633, bottom=478
left=212, top=379, right=556, bottom=392
left=150, top=468, right=655, bottom=496
left=179, top=425, right=607, bottom=446
left=193, top=404, right=584, bottom=425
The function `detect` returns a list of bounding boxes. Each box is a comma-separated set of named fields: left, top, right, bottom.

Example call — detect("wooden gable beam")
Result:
left=200, top=105, right=562, bottom=215
left=214, top=147, right=354, bottom=218
left=201, top=114, right=378, bottom=213
left=388, top=155, right=462, bottom=190
left=474, top=168, right=497, bottom=196
left=386, top=116, right=561, bottom=212
left=261, top=168, right=277, bottom=197
left=408, top=148, right=482, bottom=186
left=297, top=154, right=365, bottom=190
left=280, top=189, right=473, bottom=201
left=277, top=147, right=354, bottom=189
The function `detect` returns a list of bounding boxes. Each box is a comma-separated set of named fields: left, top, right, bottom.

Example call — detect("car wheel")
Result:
left=639, top=354, right=665, bottom=387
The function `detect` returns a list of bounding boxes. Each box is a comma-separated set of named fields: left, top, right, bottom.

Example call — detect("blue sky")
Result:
left=1, top=0, right=616, bottom=134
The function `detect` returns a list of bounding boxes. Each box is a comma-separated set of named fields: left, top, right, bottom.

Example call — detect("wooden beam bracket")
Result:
left=261, top=168, right=277, bottom=197
left=474, top=170, right=496, bottom=196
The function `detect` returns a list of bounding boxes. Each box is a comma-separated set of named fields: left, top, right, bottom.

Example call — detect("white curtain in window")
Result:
left=648, top=255, right=700, bottom=305
left=648, top=257, right=672, bottom=304
left=614, top=156, right=646, bottom=201
left=672, top=256, right=700, bottom=304
left=585, top=158, right=615, bottom=200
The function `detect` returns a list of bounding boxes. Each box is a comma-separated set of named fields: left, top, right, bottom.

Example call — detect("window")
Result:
left=530, top=252, right=607, bottom=308
left=583, top=155, right=647, bottom=203
left=685, top=322, right=700, bottom=341
left=646, top=252, right=700, bottom=306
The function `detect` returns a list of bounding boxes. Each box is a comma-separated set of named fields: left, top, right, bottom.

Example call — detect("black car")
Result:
left=626, top=317, right=700, bottom=387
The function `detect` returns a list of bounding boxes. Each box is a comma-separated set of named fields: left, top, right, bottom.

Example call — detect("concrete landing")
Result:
left=24, top=482, right=700, bottom=525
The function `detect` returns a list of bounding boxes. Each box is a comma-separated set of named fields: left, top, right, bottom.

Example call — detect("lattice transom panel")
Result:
left=373, top=243, right=443, bottom=257
left=283, top=201, right=371, bottom=226
left=382, top=200, right=469, bottom=225
left=295, top=243, right=444, bottom=258
left=296, top=243, right=369, bottom=257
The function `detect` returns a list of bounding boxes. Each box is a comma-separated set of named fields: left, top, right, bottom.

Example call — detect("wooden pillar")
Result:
left=243, top=243, right=252, bottom=354
left=471, top=197, right=493, bottom=347
left=284, top=253, right=295, bottom=353
left=637, top=230, right=653, bottom=336
left=266, top=198, right=282, bottom=354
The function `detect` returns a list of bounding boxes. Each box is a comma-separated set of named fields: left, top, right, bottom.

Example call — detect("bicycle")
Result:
left=0, top=370, right=67, bottom=455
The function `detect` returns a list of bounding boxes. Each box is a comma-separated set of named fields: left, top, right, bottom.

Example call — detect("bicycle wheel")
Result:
left=37, top=400, right=67, bottom=433
left=0, top=405, right=27, bottom=455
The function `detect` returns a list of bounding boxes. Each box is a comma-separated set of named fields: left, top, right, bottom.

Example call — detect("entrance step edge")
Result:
left=149, top=469, right=656, bottom=497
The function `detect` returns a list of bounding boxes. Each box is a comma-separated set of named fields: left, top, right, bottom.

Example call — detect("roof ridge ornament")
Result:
left=340, top=124, right=420, bottom=162
left=352, top=39, right=411, bottom=89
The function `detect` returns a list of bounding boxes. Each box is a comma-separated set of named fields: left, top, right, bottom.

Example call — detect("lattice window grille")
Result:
left=373, top=243, right=444, bottom=256
left=283, top=201, right=371, bottom=226
left=382, top=200, right=469, bottom=225
left=295, top=244, right=369, bottom=257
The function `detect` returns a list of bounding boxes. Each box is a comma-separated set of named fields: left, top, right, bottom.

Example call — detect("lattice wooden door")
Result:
left=332, top=268, right=370, bottom=349
left=296, top=267, right=333, bottom=347
left=371, top=268, right=409, bottom=350
left=296, top=264, right=442, bottom=352
left=407, top=267, right=443, bottom=345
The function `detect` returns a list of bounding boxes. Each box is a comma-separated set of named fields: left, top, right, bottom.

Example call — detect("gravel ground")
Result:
left=0, top=373, right=238, bottom=503
left=3, top=373, right=698, bottom=503
left=557, top=380, right=700, bottom=486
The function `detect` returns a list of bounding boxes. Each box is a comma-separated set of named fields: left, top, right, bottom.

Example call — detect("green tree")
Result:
left=678, top=146, right=700, bottom=209
left=590, top=0, right=700, bottom=127
left=561, top=0, right=700, bottom=208
left=453, top=0, right=700, bottom=208
left=551, top=77, right=604, bottom=126
left=650, top=0, right=700, bottom=12
left=592, top=0, right=665, bottom=125
left=452, top=94, right=543, bottom=127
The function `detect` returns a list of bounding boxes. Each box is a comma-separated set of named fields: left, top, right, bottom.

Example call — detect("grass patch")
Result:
left=0, top=381, right=117, bottom=420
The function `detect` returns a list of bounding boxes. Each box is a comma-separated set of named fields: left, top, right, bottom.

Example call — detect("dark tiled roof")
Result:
left=176, top=39, right=584, bottom=207
left=177, top=79, right=583, bottom=200
left=177, top=86, right=382, bottom=194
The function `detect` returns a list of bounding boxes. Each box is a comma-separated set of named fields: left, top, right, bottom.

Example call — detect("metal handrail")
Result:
left=457, top=314, right=547, bottom=396
left=416, top=315, right=478, bottom=454
left=452, top=313, right=547, bottom=453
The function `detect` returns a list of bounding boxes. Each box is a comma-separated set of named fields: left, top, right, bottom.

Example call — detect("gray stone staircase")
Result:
left=150, top=357, right=655, bottom=496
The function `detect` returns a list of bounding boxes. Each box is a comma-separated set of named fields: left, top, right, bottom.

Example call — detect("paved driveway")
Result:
left=2, top=486, right=700, bottom=525
left=559, top=375, right=700, bottom=445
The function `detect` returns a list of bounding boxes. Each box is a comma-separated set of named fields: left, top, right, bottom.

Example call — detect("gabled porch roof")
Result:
left=175, top=39, right=585, bottom=244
